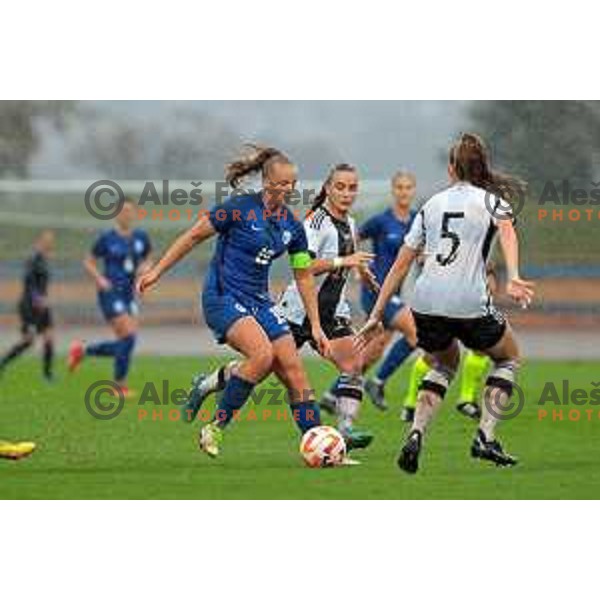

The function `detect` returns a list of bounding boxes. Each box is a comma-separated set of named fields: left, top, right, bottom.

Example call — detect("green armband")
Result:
left=289, top=251, right=312, bottom=270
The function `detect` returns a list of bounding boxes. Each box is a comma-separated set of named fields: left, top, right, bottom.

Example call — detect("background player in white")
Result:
left=357, top=133, right=534, bottom=473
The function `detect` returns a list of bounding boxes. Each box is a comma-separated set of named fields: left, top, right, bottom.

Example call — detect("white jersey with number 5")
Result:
left=404, top=182, right=509, bottom=318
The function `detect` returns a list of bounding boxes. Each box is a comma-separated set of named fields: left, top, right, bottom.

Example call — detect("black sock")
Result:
left=0, top=339, right=32, bottom=370
left=43, top=340, right=54, bottom=379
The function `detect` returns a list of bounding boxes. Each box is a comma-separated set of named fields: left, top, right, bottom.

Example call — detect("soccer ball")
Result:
left=300, top=425, right=346, bottom=468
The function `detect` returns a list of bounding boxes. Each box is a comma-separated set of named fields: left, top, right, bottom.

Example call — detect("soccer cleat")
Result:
left=0, top=440, right=36, bottom=460
left=342, top=427, right=374, bottom=451
left=400, top=406, right=415, bottom=423
left=339, top=456, right=361, bottom=466
left=182, top=373, right=212, bottom=423
left=198, top=422, right=223, bottom=458
left=119, top=386, right=135, bottom=399
left=456, top=401, right=482, bottom=420
left=397, top=430, right=422, bottom=474
left=67, top=339, right=85, bottom=372
left=471, top=429, right=518, bottom=467
left=365, top=378, right=388, bottom=411
left=319, top=392, right=338, bottom=416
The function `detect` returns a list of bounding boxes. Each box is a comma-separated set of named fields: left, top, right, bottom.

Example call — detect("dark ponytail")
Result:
left=449, top=133, right=526, bottom=203
left=311, top=163, right=357, bottom=211
left=225, top=143, right=291, bottom=189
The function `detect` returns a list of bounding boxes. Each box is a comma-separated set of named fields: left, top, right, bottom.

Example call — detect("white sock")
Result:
left=204, top=360, right=237, bottom=394
left=412, top=391, right=442, bottom=435
left=337, top=396, right=361, bottom=432
left=479, top=386, right=508, bottom=441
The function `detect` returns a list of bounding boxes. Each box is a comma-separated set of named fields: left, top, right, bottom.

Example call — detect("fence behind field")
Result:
left=1, top=180, right=599, bottom=328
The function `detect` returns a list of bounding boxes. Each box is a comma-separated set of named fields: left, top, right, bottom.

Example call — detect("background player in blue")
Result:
left=136, top=145, right=330, bottom=459
left=68, top=199, right=152, bottom=396
left=356, top=172, right=420, bottom=419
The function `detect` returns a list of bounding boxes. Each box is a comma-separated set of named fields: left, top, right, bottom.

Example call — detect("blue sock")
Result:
left=114, top=335, right=136, bottom=382
left=376, top=337, right=413, bottom=382
left=86, top=340, right=120, bottom=357
left=215, top=374, right=255, bottom=428
left=292, top=401, right=321, bottom=434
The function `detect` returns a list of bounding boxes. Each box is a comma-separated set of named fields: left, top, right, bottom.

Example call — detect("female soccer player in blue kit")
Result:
left=354, top=172, right=420, bottom=419
left=68, top=199, right=152, bottom=396
left=136, top=145, right=329, bottom=458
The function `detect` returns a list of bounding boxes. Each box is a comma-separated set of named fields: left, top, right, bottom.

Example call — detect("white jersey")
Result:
left=279, top=205, right=357, bottom=325
left=404, top=182, right=508, bottom=318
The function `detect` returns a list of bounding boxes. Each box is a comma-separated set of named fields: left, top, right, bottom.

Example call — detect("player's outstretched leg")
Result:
left=0, top=334, right=33, bottom=376
left=365, top=307, right=417, bottom=412
left=400, top=354, right=429, bottom=422
left=182, top=360, right=239, bottom=423
left=367, top=336, right=414, bottom=411
left=398, top=345, right=458, bottom=474
left=198, top=319, right=271, bottom=458
left=41, top=329, right=55, bottom=382
left=327, top=373, right=373, bottom=450
left=470, top=359, right=519, bottom=467
left=456, top=350, right=489, bottom=420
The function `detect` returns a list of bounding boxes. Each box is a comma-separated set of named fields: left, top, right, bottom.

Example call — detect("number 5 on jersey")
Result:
left=436, top=211, right=464, bottom=266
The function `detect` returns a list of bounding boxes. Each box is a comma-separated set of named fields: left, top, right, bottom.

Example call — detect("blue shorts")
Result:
left=98, top=290, right=138, bottom=321
left=202, top=290, right=290, bottom=344
left=361, top=287, right=405, bottom=329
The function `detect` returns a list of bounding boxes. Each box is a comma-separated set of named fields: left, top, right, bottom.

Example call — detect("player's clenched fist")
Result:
left=136, top=268, right=161, bottom=295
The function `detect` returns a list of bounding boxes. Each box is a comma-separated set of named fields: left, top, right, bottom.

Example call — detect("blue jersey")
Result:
left=205, top=193, right=308, bottom=304
left=359, top=207, right=417, bottom=285
left=92, top=228, right=152, bottom=293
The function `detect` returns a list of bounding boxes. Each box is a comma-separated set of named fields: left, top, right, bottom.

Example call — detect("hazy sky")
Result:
left=31, top=100, right=468, bottom=191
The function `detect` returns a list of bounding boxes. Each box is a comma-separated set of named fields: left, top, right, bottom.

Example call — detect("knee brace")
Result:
left=332, top=373, right=364, bottom=401
left=486, top=359, right=518, bottom=397
left=419, top=365, right=456, bottom=399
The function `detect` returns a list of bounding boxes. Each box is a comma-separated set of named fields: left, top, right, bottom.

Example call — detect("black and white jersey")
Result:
left=404, top=182, right=508, bottom=318
left=20, top=251, right=50, bottom=308
left=279, top=205, right=357, bottom=326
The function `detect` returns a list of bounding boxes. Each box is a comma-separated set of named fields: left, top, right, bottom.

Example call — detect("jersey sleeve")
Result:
left=358, top=213, right=381, bottom=240
left=489, top=193, right=516, bottom=225
left=91, top=233, right=107, bottom=258
left=208, top=197, right=242, bottom=234
left=404, top=209, right=426, bottom=250
left=305, top=214, right=338, bottom=259
left=140, top=230, right=152, bottom=259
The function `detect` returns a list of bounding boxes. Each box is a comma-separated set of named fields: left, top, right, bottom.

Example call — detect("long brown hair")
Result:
left=311, top=163, right=357, bottom=211
left=449, top=133, right=526, bottom=202
left=225, top=144, right=291, bottom=189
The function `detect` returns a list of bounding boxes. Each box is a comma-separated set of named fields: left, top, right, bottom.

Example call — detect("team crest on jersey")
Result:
left=282, top=230, right=292, bottom=246
left=134, top=239, right=145, bottom=254
left=255, top=247, right=275, bottom=265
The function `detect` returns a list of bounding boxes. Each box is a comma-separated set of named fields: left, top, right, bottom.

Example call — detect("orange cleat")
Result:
left=67, top=339, right=85, bottom=372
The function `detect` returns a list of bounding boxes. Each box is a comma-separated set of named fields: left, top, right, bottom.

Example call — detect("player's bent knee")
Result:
left=251, top=345, right=274, bottom=378
left=419, top=365, right=456, bottom=400
left=486, top=359, right=519, bottom=397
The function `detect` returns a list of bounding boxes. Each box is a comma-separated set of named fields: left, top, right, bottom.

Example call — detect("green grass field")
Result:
left=1, top=355, right=599, bottom=499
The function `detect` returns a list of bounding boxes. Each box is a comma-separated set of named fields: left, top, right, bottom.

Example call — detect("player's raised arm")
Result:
left=292, top=265, right=331, bottom=358
left=496, top=218, right=535, bottom=308
left=136, top=216, right=216, bottom=294
left=355, top=244, right=417, bottom=349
